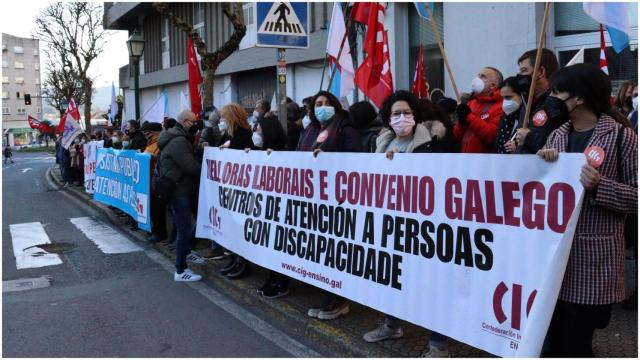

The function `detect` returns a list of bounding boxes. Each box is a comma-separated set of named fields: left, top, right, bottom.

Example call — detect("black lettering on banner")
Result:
left=474, top=228, right=494, bottom=271
left=362, top=211, right=375, bottom=245
left=454, top=226, right=474, bottom=267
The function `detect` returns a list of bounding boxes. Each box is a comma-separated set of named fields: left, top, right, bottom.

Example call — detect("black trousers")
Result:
left=150, top=193, right=168, bottom=239
left=545, top=300, right=612, bottom=357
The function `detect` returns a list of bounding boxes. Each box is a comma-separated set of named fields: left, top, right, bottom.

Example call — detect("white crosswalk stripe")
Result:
left=9, top=222, right=63, bottom=269
left=69, top=217, right=142, bottom=254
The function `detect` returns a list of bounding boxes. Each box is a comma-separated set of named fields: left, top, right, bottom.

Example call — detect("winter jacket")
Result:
left=453, top=89, right=503, bottom=153
left=520, top=89, right=564, bottom=154
left=544, top=115, right=638, bottom=305
left=157, top=124, right=200, bottom=198
left=297, top=124, right=321, bottom=152
left=229, top=126, right=253, bottom=150
left=127, top=130, right=147, bottom=152
left=312, top=114, right=362, bottom=153
left=200, top=126, right=222, bottom=148
left=375, top=120, right=457, bottom=154
left=359, top=117, right=384, bottom=153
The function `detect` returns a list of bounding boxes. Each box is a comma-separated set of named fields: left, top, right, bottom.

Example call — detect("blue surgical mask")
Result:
left=315, top=106, right=335, bottom=124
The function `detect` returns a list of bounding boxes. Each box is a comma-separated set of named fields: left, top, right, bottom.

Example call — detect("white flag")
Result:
left=61, top=112, right=83, bottom=149
left=141, top=91, right=167, bottom=124
left=109, top=82, right=117, bottom=127
left=326, top=3, right=355, bottom=98
left=566, top=47, right=584, bottom=67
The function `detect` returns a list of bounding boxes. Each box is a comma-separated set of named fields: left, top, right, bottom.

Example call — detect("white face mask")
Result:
left=218, top=120, right=228, bottom=132
left=471, top=77, right=485, bottom=94
left=251, top=132, right=263, bottom=148
left=502, top=99, right=520, bottom=115
left=112, top=136, right=119, bottom=143
left=253, top=110, right=260, bottom=119
left=302, top=115, right=311, bottom=129
left=122, top=141, right=129, bottom=148
left=633, top=96, right=638, bottom=111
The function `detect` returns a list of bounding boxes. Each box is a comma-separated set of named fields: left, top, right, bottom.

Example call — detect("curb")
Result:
left=47, top=166, right=400, bottom=358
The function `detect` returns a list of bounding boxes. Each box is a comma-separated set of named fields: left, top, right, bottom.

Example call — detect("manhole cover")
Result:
left=24, top=242, right=76, bottom=254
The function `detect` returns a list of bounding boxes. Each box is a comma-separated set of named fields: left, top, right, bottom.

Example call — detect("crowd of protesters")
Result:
left=58, top=48, right=637, bottom=358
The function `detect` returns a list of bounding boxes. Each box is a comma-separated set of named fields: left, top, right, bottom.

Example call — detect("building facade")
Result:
left=2, top=33, right=43, bottom=147
left=103, top=2, right=638, bottom=121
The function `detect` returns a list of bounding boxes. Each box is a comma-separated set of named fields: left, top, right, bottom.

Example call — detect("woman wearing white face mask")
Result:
left=363, top=90, right=458, bottom=357
left=496, top=77, right=525, bottom=154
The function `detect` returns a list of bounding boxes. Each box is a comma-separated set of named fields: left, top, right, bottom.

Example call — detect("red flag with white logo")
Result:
left=599, top=24, right=609, bottom=75
left=412, top=43, right=429, bottom=99
left=187, top=37, right=203, bottom=117
left=354, top=3, right=393, bottom=108
left=28, top=115, right=53, bottom=133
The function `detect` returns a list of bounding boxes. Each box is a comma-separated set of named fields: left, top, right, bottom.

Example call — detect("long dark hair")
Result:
left=550, top=63, right=630, bottom=127
left=308, top=91, right=346, bottom=124
left=258, top=115, right=287, bottom=150
left=379, top=90, right=423, bottom=129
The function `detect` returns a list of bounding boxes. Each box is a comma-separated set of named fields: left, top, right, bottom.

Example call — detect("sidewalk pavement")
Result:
left=49, top=165, right=638, bottom=358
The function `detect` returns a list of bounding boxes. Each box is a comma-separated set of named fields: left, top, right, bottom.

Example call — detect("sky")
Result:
left=0, top=0, right=129, bottom=90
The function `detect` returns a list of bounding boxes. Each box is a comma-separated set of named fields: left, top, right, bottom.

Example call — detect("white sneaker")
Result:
left=363, top=324, right=403, bottom=342
left=174, top=268, right=202, bottom=282
left=186, top=251, right=205, bottom=265
left=420, top=346, right=450, bottom=358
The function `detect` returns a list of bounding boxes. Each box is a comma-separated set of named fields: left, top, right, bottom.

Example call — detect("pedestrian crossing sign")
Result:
left=257, top=2, right=309, bottom=49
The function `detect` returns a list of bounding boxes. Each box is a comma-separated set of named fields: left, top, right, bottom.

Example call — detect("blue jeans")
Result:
left=385, top=315, right=448, bottom=349
left=171, top=196, right=195, bottom=273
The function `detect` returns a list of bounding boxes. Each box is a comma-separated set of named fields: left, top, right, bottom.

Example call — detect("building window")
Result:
left=2, top=76, right=8, bottom=83
left=193, top=3, right=205, bottom=39
left=16, top=91, right=21, bottom=99
left=554, top=3, right=638, bottom=36
left=162, top=17, right=170, bottom=69
left=13, top=46, right=23, bottom=54
left=2, top=44, right=6, bottom=51
left=35, top=63, right=39, bottom=71
left=2, top=107, right=10, bottom=115
left=33, top=48, right=39, bottom=56
left=17, top=107, right=26, bottom=115
left=239, top=2, right=256, bottom=50
left=37, top=107, right=41, bottom=114
left=15, top=77, right=24, bottom=84
left=35, top=78, right=40, bottom=85
left=14, top=61, right=24, bottom=69
left=2, top=60, right=7, bottom=68
left=408, top=2, right=445, bottom=92
left=2, top=91, right=8, bottom=99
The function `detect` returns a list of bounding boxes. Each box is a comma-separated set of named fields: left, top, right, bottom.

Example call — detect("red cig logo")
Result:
left=492, top=282, right=537, bottom=331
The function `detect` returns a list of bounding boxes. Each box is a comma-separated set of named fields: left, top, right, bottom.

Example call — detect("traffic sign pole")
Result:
left=277, top=48, right=288, bottom=135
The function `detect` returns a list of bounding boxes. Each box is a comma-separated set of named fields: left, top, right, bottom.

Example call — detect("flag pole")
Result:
left=327, top=3, right=354, bottom=91
left=425, top=3, right=460, bottom=102
left=522, top=2, right=551, bottom=129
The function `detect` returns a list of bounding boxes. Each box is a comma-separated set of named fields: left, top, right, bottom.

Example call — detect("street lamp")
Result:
left=127, top=30, right=145, bottom=121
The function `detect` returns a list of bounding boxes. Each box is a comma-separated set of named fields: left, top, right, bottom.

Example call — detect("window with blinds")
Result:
left=554, top=3, right=638, bottom=36
left=408, top=3, right=444, bottom=94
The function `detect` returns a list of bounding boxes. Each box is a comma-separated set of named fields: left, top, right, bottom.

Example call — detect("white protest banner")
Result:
left=83, top=140, right=104, bottom=194
left=195, top=149, right=585, bottom=357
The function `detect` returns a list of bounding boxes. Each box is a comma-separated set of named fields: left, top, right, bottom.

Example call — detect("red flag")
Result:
left=28, top=115, right=53, bottom=133
left=412, top=43, right=429, bottom=99
left=354, top=3, right=393, bottom=108
left=599, top=24, right=609, bottom=75
left=56, top=98, right=81, bottom=134
left=350, top=2, right=373, bottom=24
left=187, top=37, right=203, bottom=117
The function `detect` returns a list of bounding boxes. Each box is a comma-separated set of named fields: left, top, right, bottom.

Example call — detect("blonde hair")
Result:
left=221, top=103, right=250, bottom=136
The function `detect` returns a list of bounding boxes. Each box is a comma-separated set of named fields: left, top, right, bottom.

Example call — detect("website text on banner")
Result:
left=94, top=148, right=151, bottom=232
left=195, top=149, right=585, bottom=357
left=83, top=140, right=103, bottom=194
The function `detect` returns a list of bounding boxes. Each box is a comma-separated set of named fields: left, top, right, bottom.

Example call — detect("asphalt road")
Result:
left=2, top=151, right=319, bottom=357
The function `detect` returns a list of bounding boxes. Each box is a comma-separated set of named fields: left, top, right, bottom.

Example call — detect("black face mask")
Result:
left=188, top=125, right=198, bottom=136
left=626, top=96, right=633, bottom=108
left=516, top=74, right=532, bottom=94
left=541, top=96, right=570, bottom=125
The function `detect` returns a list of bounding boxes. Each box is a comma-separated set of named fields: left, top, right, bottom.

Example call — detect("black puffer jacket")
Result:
left=157, top=124, right=200, bottom=198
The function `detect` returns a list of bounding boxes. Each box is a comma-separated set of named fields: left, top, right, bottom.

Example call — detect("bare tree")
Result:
left=42, top=57, right=86, bottom=116
left=36, top=2, right=108, bottom=133
left=153, top=2, right=246, bottom=108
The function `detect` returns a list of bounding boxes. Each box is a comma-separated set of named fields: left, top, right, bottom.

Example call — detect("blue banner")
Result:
left=94, top=148, right=151, bottom=232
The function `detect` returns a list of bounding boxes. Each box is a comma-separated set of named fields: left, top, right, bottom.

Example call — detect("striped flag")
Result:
left=599, top=24, right=609, bottom=75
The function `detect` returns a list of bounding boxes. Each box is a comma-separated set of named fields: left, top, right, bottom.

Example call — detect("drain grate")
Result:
left=3, top=276, right=52, bottom=293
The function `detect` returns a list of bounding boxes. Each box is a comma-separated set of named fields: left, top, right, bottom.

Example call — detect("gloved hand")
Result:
left=456, top=103, right=471, bottom=125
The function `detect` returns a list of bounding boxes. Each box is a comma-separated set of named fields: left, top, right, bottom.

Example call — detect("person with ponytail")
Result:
left=537, top=63, right=637, bottom=357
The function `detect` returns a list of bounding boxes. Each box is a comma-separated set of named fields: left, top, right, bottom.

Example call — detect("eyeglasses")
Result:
left=390, top=111, right=414, bottom=118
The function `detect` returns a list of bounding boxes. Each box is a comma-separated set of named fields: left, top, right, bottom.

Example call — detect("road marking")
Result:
left=21, top=168, right=32, bottom=173
left=70, top=217, right=142, bottom=254
left=3, top=276, right=52, bottom=293
left=144, top=250, right=321, bottom=358
left=9, top=222, right=63, bottom=269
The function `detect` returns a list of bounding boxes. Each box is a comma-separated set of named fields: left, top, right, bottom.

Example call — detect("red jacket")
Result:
left=453, top=90, right=503, bottom=153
